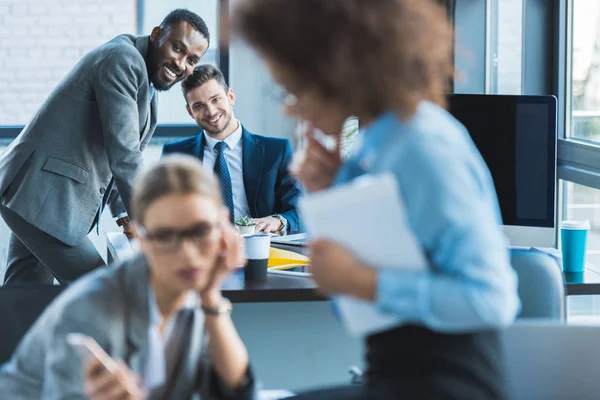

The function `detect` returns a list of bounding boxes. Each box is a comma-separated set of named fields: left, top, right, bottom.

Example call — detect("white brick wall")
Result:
left=0, top=0, right=136, bottom=125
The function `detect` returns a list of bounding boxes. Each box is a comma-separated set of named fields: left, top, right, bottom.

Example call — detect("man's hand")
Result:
left=252, top=216, right=282, bottom=233
left=84, top=358, right=145, bottom=400
left=291, top=124, right=342, bottom=193
left=122, top=222, right=135, bottom=240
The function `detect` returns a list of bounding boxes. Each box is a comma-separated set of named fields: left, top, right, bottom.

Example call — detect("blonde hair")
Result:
left=131, top=154, right=222, bottom=224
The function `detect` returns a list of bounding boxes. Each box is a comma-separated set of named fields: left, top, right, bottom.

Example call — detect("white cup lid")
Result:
left=560, top=220, right=590, bottom=230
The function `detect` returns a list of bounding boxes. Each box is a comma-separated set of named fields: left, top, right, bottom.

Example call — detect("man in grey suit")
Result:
left=0, top=9, right=210, bottom=285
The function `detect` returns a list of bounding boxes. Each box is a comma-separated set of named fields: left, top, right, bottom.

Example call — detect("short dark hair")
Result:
left=182, top=64, right=229, bottom=99
left=160, top=9, right=210, bottom=45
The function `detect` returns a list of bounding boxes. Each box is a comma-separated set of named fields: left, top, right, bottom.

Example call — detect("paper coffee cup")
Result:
left=243, top=234, right=271, bottom=282
left=560, top=220, right=590, bottom=273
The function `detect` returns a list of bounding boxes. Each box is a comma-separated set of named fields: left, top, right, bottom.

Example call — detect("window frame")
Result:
left=0, top=0, right=230, bottom=140
left=558, top=0, right=600, bottom=192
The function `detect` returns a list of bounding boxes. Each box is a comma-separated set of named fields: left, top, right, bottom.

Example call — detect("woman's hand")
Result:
left=84, top=358, right=145, bottom=400
left=309, top=239, right=377, bottom=301
left=200, top=209, right=246, bottom=305
left=291, top=123, right=342, bottom=193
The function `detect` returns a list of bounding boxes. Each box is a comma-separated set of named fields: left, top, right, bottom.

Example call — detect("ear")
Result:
left=149, top=27, right=162, bottom=44
left=186, top=103, right=194, bottom=119
left=227, top=88, right=235, bottom=107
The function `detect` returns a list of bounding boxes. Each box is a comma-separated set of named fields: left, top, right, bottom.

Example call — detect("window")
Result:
left=560, top=0, right=600, bottom=235
left=0, top=0, right=220, bottom=128
left=561, top=181, right=600, bottom=267
left=570, top=0, right=600, bottom=141
left=488, top=0, right=523, bottom=95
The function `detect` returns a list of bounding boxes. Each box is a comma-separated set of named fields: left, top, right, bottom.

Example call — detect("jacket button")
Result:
left=99, top=188, right=105, bottom=194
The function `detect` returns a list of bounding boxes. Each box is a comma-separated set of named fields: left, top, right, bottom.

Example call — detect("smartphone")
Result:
left=66, top=333, right=118, bottom=373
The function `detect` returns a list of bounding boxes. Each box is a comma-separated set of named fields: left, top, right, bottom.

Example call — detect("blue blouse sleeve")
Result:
left=375, top=132, right=521, bottom=332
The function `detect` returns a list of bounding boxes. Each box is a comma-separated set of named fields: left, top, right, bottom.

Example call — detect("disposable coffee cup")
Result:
left=243, top=234, right=271, bottom=282
left=560, top=220, right=590, bottom=273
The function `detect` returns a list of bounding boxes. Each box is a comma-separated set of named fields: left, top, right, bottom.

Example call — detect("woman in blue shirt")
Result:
left=234, top=0, right=520, bottom=398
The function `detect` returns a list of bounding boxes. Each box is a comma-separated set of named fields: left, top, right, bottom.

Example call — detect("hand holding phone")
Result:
left=66, top=333, right=118, bottom=373
left=67, top=333, right=144, bottom=399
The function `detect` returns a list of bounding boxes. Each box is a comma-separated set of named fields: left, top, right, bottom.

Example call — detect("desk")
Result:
left=106, top=233, right=323, bottom=303
left=564, top=268, right=600, bottom=296
left=522, top=246, right=600, bottom=296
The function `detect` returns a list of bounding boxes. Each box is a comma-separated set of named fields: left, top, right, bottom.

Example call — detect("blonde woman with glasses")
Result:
left=0, top=155, right=256, bottom=399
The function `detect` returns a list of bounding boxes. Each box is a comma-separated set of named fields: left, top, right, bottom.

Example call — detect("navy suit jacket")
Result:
left=162, top=126, right=303, bottom=233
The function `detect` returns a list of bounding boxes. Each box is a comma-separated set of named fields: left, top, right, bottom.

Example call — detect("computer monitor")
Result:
left=447, top=94, right=557, bottom=247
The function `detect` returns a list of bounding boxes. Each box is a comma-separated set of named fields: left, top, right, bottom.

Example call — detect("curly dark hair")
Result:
left=232, top=0, right=453, bottom=119
left=160, top=8, right=210, bottom=46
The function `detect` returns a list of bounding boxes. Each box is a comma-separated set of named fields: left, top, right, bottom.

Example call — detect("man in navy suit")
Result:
left=163, top=65, right=302, bottom=234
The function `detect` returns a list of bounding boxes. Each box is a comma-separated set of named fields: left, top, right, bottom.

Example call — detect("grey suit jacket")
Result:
left=0, top=254, right=255, bottom=399
left=0, top=34, right=157, bottom=246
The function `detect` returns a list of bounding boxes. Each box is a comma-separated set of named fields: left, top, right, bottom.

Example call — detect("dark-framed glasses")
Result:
left=137, top=222, right=219, bottom=252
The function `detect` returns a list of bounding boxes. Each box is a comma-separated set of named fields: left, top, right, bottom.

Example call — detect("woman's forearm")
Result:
left=202, top=296, right=249, bottom=389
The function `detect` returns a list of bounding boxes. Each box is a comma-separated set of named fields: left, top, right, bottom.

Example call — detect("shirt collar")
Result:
left=147, top=284, right=199, bottom=329
left=203, top=120, right=243, bottom=151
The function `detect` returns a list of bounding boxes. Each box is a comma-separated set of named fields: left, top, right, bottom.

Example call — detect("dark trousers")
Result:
left=1, top=205, right=105, bottom=285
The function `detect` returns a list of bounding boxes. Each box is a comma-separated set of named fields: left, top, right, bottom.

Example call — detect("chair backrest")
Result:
left=0, top=285, right=64, bottom=364
left=510, top=249, right=565, bottom=321
left=503, top=322, right=600, bottom=400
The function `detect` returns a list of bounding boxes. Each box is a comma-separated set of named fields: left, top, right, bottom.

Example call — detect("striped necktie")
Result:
left=213, top=141, right=235, bottom=222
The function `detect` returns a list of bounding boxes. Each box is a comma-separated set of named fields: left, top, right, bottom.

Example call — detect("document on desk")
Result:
left=298, top=173, right=427, bottom=336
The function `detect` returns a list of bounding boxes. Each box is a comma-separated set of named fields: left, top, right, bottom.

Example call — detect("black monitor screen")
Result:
left=447, top=94, right=556, bottom=228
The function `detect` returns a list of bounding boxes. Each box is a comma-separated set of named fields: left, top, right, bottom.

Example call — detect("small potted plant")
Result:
left=234, top=216, right=256, bottom=235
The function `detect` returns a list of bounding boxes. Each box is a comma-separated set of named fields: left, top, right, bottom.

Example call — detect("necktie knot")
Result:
left=214, top=141, right=227, bottom=154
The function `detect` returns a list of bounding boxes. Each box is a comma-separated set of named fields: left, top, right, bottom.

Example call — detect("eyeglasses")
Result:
left=137, top=222, right=219, bottom=253
left=264, top=84, right=305, bottom=114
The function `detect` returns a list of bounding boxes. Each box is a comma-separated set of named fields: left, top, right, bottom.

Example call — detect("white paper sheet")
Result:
left=298, top=173, right=427, bottom=336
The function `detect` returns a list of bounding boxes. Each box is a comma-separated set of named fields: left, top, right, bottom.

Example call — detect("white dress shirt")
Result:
left=144, top=286, right=198, bottom=392
left=202, top=121, right=251, bottom=220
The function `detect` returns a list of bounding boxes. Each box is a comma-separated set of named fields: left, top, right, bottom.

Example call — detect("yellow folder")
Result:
left=268, top=247, right=310, bottom=270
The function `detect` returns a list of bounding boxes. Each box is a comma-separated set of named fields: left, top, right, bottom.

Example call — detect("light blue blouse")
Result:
left=334, top=102, right=521, bottom=332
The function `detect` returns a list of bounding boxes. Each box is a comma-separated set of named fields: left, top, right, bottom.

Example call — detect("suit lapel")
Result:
left=242, top=127, right=263, bottom=216
left=133, top=35, right=150, bottom=62
left=197, top=132, right=206, bottom=162
left=140, top=93, right=157, bottom=146
left=133, top=35, right=155, bottom=148
left=122, top=254, right=151, bottom=375
left=167, top=309, right=206, bottom=398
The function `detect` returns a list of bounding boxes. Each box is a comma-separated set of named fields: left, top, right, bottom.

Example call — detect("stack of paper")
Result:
left=298, top=173, right=427, bottom=336
left=268, top=247, right=310, bottom=270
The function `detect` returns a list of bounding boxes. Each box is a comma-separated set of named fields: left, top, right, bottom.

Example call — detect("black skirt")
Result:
left=291, top=325, right=506, bottom=400
left=363, top=324, right=507, bottom=400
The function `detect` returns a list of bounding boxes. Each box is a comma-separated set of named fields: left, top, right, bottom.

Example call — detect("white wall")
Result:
left=228, top=0, right=298, bottom=145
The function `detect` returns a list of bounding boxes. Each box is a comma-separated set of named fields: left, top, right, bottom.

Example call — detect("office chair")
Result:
left=510, top=249, right=565, bottom=321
